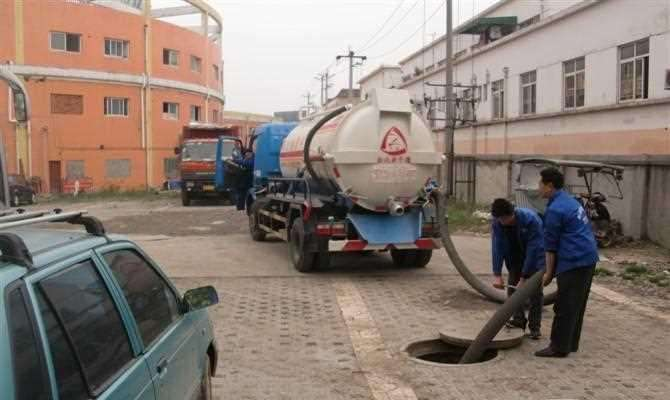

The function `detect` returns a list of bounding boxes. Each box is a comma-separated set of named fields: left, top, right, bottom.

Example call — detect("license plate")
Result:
left=203, top=185, right=215, bottom=191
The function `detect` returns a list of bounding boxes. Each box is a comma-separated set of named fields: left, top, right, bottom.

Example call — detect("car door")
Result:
left=96, top=244, right=203, bottom=400
left=23, top=253, right=156, bottom=400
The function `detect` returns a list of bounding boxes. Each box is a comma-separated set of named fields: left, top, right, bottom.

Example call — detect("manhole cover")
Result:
left=404, top=339, right=498, bottom=365
left=439, top=325, right=524, bottom=349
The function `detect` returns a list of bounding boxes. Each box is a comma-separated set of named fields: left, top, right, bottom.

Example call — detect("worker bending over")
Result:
left=490, top=198, right=545, bottom=339
left=535, top=167, right=599, bottom=358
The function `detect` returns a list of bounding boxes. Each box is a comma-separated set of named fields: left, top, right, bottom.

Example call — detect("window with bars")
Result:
left=461, top=89, right=473, bottom=122
left=491, top=79, right=504, bottom=119
left=104, top=97, right=129, bottom=116
left=212, top=109, right=219, bottom=123
left=520, top=70, right=536, bottom=115
left=213, top=64, right=219, bottom=81
left=163, top=102, right=179, bottom=119
left=163, top=49, right=179, bottom=66
left=619, top=38, right=649, bottom=101
left=50, top=31, right=81, bottom=53
left=564, top=57, right=585, bottom=109
left=104, top=38, right=129, bottom=58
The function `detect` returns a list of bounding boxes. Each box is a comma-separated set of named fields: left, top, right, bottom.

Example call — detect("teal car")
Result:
left=0, top=210, right=219, bottom=400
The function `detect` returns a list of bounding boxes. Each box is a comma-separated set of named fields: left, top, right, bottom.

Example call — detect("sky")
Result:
left=156, top=0, right=498, bottom=115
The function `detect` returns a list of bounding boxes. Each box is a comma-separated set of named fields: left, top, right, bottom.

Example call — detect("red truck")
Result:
left=176, top=123, right=241, bottom=206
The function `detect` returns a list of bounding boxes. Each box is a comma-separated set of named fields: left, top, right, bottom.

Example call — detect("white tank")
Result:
left=279, top=89, right=442, bottom=212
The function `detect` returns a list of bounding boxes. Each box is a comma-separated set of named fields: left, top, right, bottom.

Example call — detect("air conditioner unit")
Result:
left=665, top=69, right=670, bottom=90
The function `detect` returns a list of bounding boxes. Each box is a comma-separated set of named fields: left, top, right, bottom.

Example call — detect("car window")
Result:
left=35, top=289, right=89, bottom=400
left=7, top=288, right=50, bottom=400
left=104, top=249, right=180, bottom=346
left=38, top=259, right=134, bottom=395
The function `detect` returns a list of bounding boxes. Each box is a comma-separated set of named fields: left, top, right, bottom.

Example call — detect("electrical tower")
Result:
left=336, top=50, right=366, bottom=100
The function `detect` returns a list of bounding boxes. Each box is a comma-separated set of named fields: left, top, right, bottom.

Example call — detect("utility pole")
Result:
left=303, top=91, right=313, bottom=107
left=444, top=0, right=454, bottom=196
left=336, top=49, right=366, bottom=101
left=315, top=70, right=333, bottom=107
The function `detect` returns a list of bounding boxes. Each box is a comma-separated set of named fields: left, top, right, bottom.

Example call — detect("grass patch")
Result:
left=594, top=267, right=613, bottom=277
left=40, top=187, right=179, bottom=205
left=445, top=200, right=490, bottom=233
left=616, top=261, right=669, bottom=287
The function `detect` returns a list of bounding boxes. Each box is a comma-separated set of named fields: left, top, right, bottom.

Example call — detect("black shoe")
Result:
left=505, top=318, right=527, bottom=330
left=528, top=330, right=541, bottom=340
left=534, top=346, right=568, bottom=358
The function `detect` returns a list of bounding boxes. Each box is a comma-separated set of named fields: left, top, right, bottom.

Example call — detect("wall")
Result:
left=647, top=166, right=670, bottom=247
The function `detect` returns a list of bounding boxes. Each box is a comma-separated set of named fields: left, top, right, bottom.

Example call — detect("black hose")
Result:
left=459, top=269, right=544, bottom=364
left=436, top=192, right=556, bottom=305
left=303, top=105, right=350, bottom=180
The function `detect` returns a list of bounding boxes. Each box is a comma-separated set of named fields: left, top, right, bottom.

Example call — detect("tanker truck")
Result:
left=224, top=89, right=443, bottom=272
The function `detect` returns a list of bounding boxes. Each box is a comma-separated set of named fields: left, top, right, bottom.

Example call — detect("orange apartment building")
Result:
left=0, top=0, right=225, bottom=192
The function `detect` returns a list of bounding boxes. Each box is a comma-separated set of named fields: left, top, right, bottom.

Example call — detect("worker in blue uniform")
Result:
left=490, top=198, right=545, bottom=339
left=232, top=151, right=254, bottom=211
left=535, top=167, right=599, bottom=358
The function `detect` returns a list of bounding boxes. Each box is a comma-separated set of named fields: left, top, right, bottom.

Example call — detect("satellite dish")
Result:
left=488, top=26, right=503, bottom=41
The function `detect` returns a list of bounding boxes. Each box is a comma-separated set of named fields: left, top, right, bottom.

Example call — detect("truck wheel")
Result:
left=181, top=189, right=191, bottom=207
left=314, top=250, right=331, bottom=269
left=391, top=249, right=432, bottom=268
left=249, top=201, right=267, bottom=242
left=289, top=219, right=315, bottom=273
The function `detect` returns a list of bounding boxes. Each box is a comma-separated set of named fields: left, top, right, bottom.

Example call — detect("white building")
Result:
left=358, top=65, right=403, bottom=100
left=365, top=0, right=670, bottom=245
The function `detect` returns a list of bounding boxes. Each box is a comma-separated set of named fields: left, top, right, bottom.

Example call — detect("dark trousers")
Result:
left=550, top=265, right=595, bottom=353
left=507, top=266, right=544, bottom=331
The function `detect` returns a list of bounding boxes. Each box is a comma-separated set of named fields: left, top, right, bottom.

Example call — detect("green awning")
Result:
left=457, top=16, right=518, bottom=34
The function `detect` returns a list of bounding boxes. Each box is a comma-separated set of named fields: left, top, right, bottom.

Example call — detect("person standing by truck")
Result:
left=535, top=167, right=599, bottom=358
left=231, top=151, right=254, bottom=211
left=490, top=198, right=545, bottom=339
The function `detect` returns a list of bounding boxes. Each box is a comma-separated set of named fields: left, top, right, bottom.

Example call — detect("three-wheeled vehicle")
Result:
left=514, top=158, right=624, bottom=248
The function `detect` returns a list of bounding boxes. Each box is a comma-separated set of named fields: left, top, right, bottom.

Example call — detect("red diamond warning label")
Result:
left=380, top=127, right=408, bottom=156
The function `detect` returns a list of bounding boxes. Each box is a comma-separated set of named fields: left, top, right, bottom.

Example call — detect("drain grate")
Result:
left=405, top=339, right=498, bottom=365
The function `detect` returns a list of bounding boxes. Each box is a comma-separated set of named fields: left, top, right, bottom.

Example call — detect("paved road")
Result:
left=39, top=200, right=670, bottom=399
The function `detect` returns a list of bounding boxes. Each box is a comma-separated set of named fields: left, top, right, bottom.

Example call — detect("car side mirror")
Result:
left=182, top=286, right=219, bottom=312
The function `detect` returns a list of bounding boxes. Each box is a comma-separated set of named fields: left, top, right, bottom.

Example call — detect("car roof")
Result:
left=0, top=228, right=113, bottom=278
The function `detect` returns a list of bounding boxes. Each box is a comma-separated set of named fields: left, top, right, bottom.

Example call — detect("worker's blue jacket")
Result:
left=492, top=207, right=545, bottom=277
left=544, top=189, right=599, bottom=275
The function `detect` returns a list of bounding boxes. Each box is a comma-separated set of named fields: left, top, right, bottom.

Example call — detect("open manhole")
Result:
left=404, top=339, right=498, bottom=365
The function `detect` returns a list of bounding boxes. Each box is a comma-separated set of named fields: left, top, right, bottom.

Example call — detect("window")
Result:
left=8, top=288, right=50, bottom=400
left=482, top=83, right=488, bottom=102
left=190, top=105, right=202, bottom=122
left=104, top=97, right=129, bottom=116
left=66, top=160, right=85, bottom=179
left=37, top=260, right=133, bottom=396
left=163, top=102, right=179, bottom=119
left=213, top=64, right=219, bottom=81
left=51, top=94, right=83, bottom=115
left=520, top=70, right=536, bottom=115
left=164, top=157, right=178, bottom=178
left=211, top=109, right=219, bottom=123
left=105, top=159, right=131, bottom=178
left=492, top=79, right=504, bottom=119
left=564, top=57, right=585, bottom=109
left=190, top=55, right=202, bottom=72
left=104, top=249, right=180, bottom=346
left=460, top=89, right=473, bottom=122
left=619, top=38, right=649, bottom=101
left=104, top=38, right=129, bottom=58
left=50, top=31, right=81, bottom=52
left=163, top=49, right=179, bottom=66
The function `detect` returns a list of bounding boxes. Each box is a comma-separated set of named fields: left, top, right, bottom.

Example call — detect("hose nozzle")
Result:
left=388, top=200, right=405, bottom=217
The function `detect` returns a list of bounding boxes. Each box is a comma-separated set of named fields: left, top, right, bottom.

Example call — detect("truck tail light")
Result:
left=316, top=222, right=346, bottom=237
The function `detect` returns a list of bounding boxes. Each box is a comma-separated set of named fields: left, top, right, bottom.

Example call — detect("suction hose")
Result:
left=436, top=192, right=556, bottom=305
left=303, top=105, right=351, bottom=180
left=459, top=269, right=543, bottom=364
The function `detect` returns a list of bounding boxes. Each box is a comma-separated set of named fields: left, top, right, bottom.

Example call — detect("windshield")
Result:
left=182, top=141, right=217, bottom=161
left=182, top=140, right=237, bottom=161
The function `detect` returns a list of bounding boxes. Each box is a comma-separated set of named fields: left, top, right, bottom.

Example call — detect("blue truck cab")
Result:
left=0, top=210, right=219, bottom=400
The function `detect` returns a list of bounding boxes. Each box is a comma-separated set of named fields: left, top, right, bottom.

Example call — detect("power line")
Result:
left=358, top=0, right=421, bottom=52
left=355, top=0, right=406, bottom=52
left=368, top=0, right=445, bottom=60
